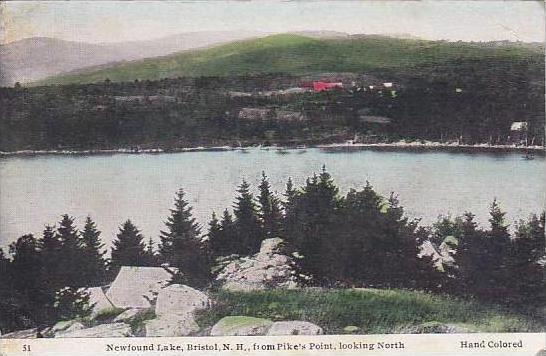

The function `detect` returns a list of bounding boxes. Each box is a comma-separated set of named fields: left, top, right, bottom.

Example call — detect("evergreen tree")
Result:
left=374, top=193, right=441, bottom=290
left=80, top=217, right=107, bottom=286
left=111, top=220, right=146, bottom=270
left=508, top=213, right=545, bottom=304
left=284, top=167, right=340, bottom=284
left=450, top=212, right=488, bottom=297
left=0, top=248, right=29, bottom=333
left=283, top=177, right=297, bottom=214
left=159, top=189, right=209, bottom=288
left=36, top=224, right=64, bottom=323
left=232, top=180, right=262, bottom=255
left=1, top=246, right=35, bottom=334
left=8, top=234, right=50, bottom=326
left=56, top=215, right=86, bottom=287
left=143, top=237, right=159, bottom=267
left=258, top=172, right=284, bottom=239
left=483, top=200, right=512, bottom=298
left=219, top=209, right=237, bottom=255
left=207, top=212, right=223, bottom=260
left=339, top=183, right=384, bottom=283
left=39, top=225, right=62, bottom=291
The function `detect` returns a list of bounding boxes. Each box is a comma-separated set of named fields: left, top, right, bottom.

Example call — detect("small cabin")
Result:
left=510, top=121, right=528, bottom=144
left=312, top=81, right=343, bottom=92
left=238, top=108, right=274, bottom=121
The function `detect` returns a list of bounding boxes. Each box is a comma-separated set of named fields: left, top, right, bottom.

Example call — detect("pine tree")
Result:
left=111, top=220, right=146, bottom=270
left=258, top=172, right=283, bottom=239
left=143, top=237, right=159, bottom=267
left=283, top=177, right=297, bottom=214
left=0, top=248, right=28, bottom=333
left=377, top=193, right=440, bottom=290
left=484, top=199, right=512, bottom=298
left=80, top=217, right=107, bottom=286
left=207, top=212, right=223, bottom=260
left=39, top=225, right=63, bottom=292
left=220, top=209, right=237, bottom=255
left=451, top=212, right=487, bottom=297
left=56, top=215, right=86, bottom=287
left=339, top=183, right=384, bottom=283
left=282, top=177, right=299, bottom=251
left=284, top=168, right=340, bottom=284
left=159, top=189, right=209, bottom=288
left=233, top=180, right=262, bottom=255
left=508, top=213, right=545, bottom=304
left=9, top=234, right=50, bottom=326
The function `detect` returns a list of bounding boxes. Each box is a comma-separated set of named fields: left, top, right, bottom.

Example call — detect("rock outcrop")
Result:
left=106, top=266, right=175, bottom=309
left=49, top=320, right=86, bottom=337
left=215, top=238, right=299, bottom=291
left=144, top=315, right=200, bottom=337
left=144, top=284, right=211, bottom=337
left=0, top=328, right=38, bottom=339
left=84, top=286, right=116, bottom=318
left=154, top=284, right=211, bottom=317
left=113, top=308, right=149, bottom=323
left=210, top=316, right=273, bottom=336
left=56, top=322, right=133, bottom=338
left=0, top=263, right=326, bottom=338
left=266, top=321, right=323, bottom=335
left=210, top=316, right=323, bottom=336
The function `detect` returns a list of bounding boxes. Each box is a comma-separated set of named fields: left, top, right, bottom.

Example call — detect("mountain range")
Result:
left=1, top=32, right=543, bottom=87
left=0, top=31, right=265, bottom=86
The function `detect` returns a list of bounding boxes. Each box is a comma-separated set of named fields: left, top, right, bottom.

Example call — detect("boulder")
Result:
left=141, top=284, right=211, bottom=337
left=343, top=325, right=361, bottom=334
left=53, top=322, right=86, bottom=337
left=155, top=284, right=211, bottom=317
left=266, top=321, right=323, bottom=335
left=84, top=287, right=116, bottom=318
left=210, top=316, right=273, bottom=336
left=113, top=308, right=149, bottom=323
left=259, top=238, right=284, bottom=255
left=403, top=321, right=471, bottom=334
left=106, top=266, right=175, bottom=309
left=216, top=238, right=299, bottom=292
left=56, top=322, right=132, bottom=338
left=49, top=320, right=85, bottom=336
left=0, top=328, right=37, bottom=339
left=144, top=315, right=200, bottom=337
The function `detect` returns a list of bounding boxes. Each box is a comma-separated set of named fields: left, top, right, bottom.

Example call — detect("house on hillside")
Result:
left=510, top=121, right=528, bottom=145
left=275, top=110, right=305, bottom=122
left=301, top=81, right=343, bottom=92
left=237, top=108, right=274, bottom=121
left=114, top=95, right=176, bottom=106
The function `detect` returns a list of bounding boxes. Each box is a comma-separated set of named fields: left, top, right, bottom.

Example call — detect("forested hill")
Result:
left=36, top=34, right=544, bottom=85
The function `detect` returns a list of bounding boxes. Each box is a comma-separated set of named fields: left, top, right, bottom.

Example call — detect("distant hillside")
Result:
left=0, top=31, right=263, bottom=86
left=36, top=34, right=544, bottom=85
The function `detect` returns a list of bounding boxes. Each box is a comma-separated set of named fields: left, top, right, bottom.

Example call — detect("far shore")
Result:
left=0, top=141, right=544, bottom=157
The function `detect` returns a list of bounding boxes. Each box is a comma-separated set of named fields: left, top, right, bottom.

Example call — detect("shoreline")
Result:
left=0, top=141, right=544, bottom=157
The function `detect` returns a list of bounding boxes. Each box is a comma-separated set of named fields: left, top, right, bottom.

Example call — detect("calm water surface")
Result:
left=1, top=148, right=544, bottom=249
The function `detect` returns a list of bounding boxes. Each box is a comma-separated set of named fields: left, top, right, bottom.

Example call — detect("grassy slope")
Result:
left=37, top=34, right=543, bottom=85
left=196, top=289, right=544, bottom=334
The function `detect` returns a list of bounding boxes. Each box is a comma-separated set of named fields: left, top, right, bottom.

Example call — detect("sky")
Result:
left=1, top=1, right=545, bottom=44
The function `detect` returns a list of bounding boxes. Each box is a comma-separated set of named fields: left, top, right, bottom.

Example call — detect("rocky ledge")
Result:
left=1, top=238, right=319, bottom=339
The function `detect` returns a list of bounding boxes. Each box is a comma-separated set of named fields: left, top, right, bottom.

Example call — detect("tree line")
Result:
left=1, top=169, right=544, bottom=334
left=1, top=66, right=544, bottom=151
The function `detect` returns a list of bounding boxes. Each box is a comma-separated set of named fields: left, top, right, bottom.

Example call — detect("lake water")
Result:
left=0, top=148, right=544, bottom=250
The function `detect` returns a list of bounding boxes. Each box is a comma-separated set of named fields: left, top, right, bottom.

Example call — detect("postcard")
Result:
left=0, top=1, right=544, bottom=355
